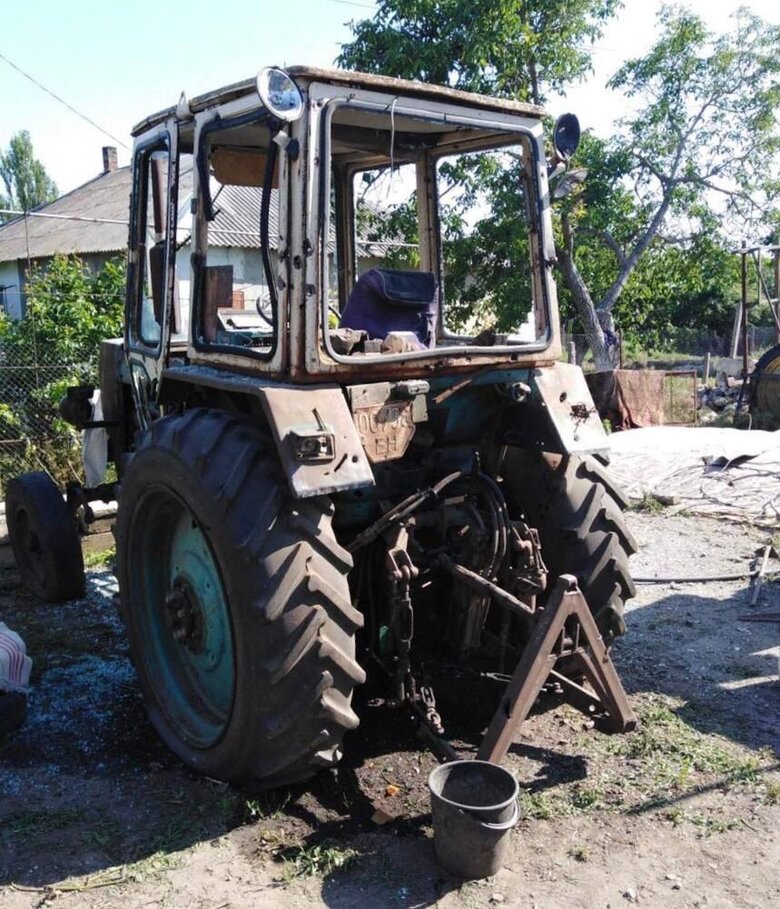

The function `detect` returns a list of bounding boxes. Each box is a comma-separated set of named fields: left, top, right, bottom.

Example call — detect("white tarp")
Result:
left=607, top=426, right=780, bottom=525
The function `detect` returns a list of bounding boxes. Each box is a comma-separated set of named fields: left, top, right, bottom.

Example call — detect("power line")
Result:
left=0, top=208, right=127, bottom=226
left=329, top=0, right=376, bottom=9
left=0, top=51, right=130, bottom=150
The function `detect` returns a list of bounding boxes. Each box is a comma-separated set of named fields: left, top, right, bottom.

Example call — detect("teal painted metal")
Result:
left=134, top=491, right=235, bottom=749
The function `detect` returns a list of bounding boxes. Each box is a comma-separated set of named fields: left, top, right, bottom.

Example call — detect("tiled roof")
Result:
left=0, top=163, right=284, bottom=262
left=0, top=168, right=131, bottom=261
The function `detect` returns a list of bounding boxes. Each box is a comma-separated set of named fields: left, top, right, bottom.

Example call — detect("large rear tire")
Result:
left=116, top=408, right=365, bottom=787
left=5, top=471, right=85, bottom=602
left=749, top=343, right=780, bottom=430
left=502, top=451, right=636, bottom=644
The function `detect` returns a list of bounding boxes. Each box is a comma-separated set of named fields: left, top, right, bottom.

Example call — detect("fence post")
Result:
left=703, top=352, right=711, bottom=385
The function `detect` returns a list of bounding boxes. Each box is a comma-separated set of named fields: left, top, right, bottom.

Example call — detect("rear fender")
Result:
left=505, top=362, right=609, bottom=455
left=160, top=365, right=375, bottom=499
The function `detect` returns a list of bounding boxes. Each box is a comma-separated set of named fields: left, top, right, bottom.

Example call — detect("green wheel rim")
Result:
left=129, top=488, right=235, bottom=749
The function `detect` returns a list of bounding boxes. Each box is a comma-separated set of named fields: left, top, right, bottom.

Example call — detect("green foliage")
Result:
left=558, top=8, right=780, bottom=353
left=439, top=152, right=533, bottom=332
left=340, top=3, right=780, bottom=356
left=0, top=255, right=126, bottom=489
left=83, top=546, right=116, bottom=569
left=0, top=254, right=125, bottom=378
left=0, top=131, right=57, bottom=220
left=283, top=843, right=358, bottom=879
left=559, top=172, right=741, bottom=343
left=609, top=8, right=780, bottom=224
left=338, top=0, right=621, bottom=104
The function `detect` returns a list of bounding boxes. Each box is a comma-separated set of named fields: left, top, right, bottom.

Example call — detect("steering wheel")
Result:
left=255, top=293, right=274, bottom=328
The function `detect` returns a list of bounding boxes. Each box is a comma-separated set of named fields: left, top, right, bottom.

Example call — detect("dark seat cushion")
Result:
left=339, top=268, right=437, bottom=348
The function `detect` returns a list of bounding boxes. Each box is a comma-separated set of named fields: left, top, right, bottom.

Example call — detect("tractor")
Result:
left=6, top=67, right=636, bottom=786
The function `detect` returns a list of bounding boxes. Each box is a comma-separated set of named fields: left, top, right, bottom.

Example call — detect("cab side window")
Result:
left=129, top=141, right=171, bottom=349
left=194, top=122, right=279, bottom=355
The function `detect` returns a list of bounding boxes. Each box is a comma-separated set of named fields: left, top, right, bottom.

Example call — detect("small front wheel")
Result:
left=5, top=471, right=85, bottom=602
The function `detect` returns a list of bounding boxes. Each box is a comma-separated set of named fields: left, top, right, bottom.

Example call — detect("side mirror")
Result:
left=547, top=113, right=583, bottom=198
left=553, top=113, right=580, bottom=162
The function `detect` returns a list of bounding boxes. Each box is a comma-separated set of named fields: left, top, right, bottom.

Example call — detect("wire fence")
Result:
left=0, top=319, right=776, bottom=493
left=562, top=325, right=776, bottom=367
left=0, top=335, right=85, bottom=494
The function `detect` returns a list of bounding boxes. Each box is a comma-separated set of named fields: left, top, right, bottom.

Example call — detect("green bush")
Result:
left=0, top=254, right=126, bottom=489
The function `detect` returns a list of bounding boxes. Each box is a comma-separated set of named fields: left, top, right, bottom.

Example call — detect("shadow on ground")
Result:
left=1, top=562, right=777, bottom=898
left=616, top=584, right=779, bottom=753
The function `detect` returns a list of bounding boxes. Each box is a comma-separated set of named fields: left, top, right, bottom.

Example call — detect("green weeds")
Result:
left=606, top=701, right=762, bottom=789
left=83, top=546, right=115, bottom=569
left=282, top=843, right=359, bottom=880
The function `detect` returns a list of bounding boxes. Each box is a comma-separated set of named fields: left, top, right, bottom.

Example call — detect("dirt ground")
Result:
left=1, top=509, right=778, bottom=909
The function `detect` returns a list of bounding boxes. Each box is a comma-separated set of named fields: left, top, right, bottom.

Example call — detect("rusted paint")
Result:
left=352, top=399, right=416, bottom=463
left=533, top=362, right=608, bottom=454
left=160, top=365, right=375, bottom=498
left=260, top=386, right=374, bottom=498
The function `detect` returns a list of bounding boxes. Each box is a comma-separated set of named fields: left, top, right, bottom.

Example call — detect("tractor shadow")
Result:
left=260, top=673, right=590, bottom=908
left=614, top=583, right=779, bottom=754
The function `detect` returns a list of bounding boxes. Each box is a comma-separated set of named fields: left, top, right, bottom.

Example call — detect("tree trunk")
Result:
left=558, top=213, right=613, bottom=371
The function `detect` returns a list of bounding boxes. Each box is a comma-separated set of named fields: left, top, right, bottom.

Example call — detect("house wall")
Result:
left=174, top=245, right=270, bottom=340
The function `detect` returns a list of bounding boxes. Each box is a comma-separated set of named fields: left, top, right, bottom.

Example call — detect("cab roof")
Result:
left=131, top=65, right=545, bottom=138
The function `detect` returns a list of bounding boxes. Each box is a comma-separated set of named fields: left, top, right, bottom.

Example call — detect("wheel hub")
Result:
left=164, top=578, right=204, bottom=652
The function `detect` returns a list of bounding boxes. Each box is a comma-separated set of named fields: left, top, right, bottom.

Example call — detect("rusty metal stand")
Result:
left=477, top=574, right=637, bottom=764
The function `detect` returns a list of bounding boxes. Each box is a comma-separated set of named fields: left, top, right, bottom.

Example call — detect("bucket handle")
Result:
left=456, top=799, right=519, bottom=832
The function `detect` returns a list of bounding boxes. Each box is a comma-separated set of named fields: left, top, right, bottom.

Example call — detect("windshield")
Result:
left=325, top=101, right=548, bottom=360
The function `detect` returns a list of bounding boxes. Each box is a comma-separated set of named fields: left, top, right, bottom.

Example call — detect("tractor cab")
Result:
left=126, top=66, right=562, bottom=419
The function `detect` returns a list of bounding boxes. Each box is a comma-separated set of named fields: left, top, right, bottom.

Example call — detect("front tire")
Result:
left=5, top=471, right=85, bottom=602
left=116, top=408, right=365, bottom=786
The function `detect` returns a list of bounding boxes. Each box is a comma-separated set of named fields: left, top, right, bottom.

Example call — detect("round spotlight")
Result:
left=256, top=67, right=304, bottom=122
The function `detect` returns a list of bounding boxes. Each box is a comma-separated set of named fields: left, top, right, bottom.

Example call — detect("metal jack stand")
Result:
left=478, top=574, right=637, bottom=764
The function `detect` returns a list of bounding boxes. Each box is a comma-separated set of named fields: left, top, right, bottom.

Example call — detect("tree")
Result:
left=0, top=131, right=58, bottom=221
left=559, top=8, right=780, bottom=368
left=0, top=254, right=125, bottom=486
left=338, top=0, right=621, bottom=105
left=339, top=0, right=623, bottom=338
left=0, top=254, right=125, bottom=372
left=341, top=4, right=780, bottom=368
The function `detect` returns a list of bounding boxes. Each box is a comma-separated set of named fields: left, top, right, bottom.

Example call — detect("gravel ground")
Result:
left=0, top=509, right=778, bottom=909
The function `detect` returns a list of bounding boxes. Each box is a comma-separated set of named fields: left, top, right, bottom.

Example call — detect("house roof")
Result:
left=0, top=163, right=283, bottom=263
left=0, top=167, right=130, bottom=261
left=207, top=179, right=277, bottom=250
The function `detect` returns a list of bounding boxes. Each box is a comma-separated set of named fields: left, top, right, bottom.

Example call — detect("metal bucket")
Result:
left=428, top=759, right=519, bottom=879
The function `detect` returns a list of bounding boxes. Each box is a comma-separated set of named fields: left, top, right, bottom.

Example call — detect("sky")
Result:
left=1, top=0, right=778, bottom=198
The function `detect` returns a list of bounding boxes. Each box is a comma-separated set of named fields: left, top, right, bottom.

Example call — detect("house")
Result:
left=0, top=147, right=283, bottom=333
left=0, top=148, right=128, bottom=319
